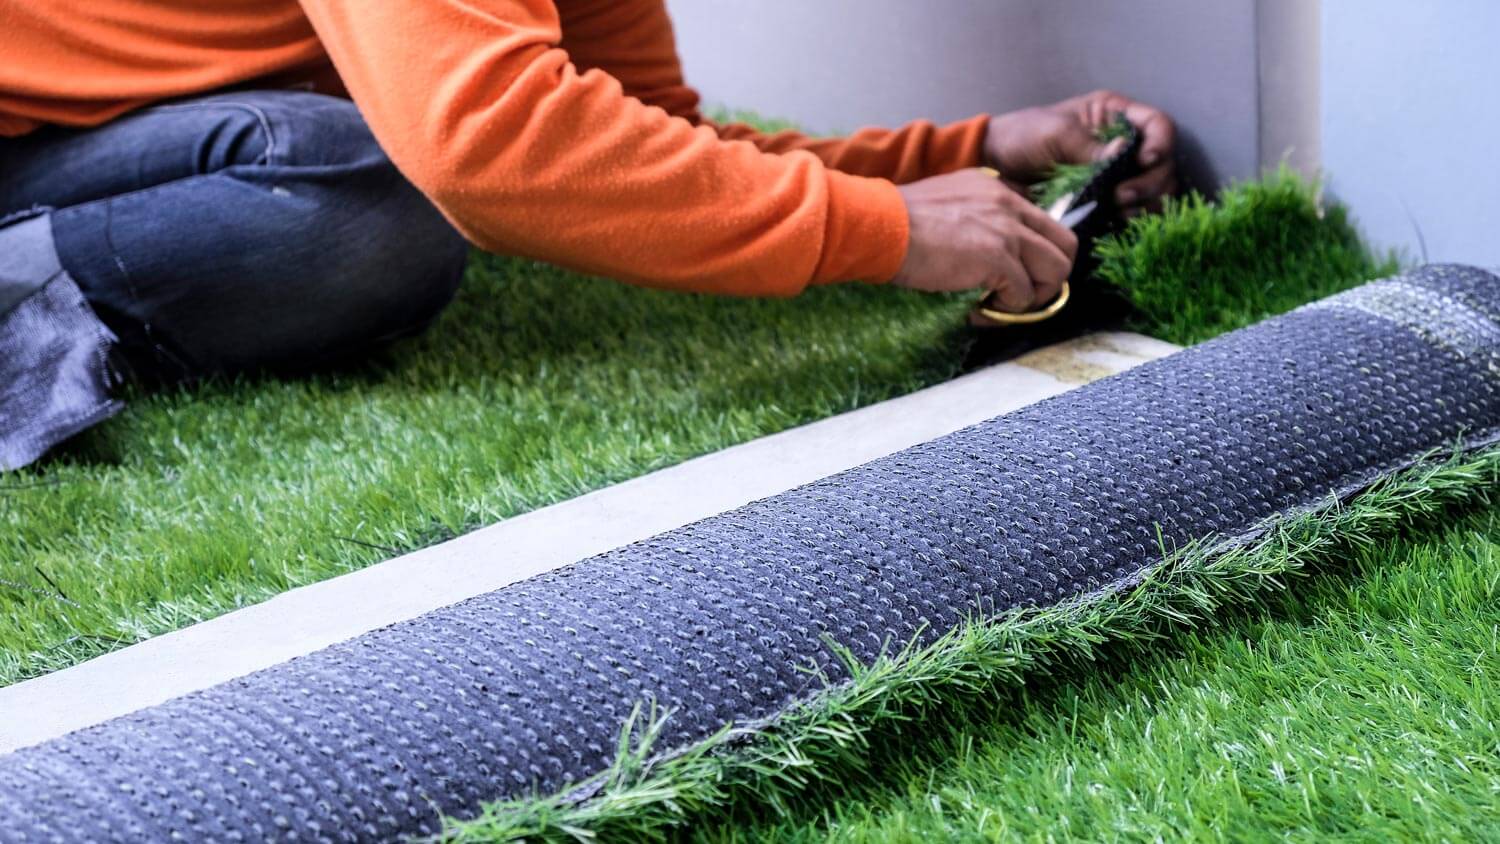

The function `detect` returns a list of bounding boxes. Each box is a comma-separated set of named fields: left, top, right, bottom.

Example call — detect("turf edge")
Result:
left=439, top=443, right=1500, bottom=842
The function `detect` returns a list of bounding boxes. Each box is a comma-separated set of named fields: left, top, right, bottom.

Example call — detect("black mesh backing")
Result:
left=2, top=265, right=1499, bottom=843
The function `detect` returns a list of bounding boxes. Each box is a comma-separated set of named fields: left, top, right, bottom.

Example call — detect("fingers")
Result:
left=1094, top=135, right=1129, bottom=163
left=1077, top=90, right=1118, bottom=130
left=985, top=235, right=1069, bottom=314
left=1007, top=188, right=1075, bottom=306
left=989, top=194, right=1072, bottom=312
left=1012, top=196, right=1079, bottom=263
left=1016, top=226, right=1071, bottom=305
left=1119, top=99, right=1176, bottom=170
left=1077, top=92, right=1176, bottom=211
left=985, top=247, right=1036, bottom=313
left=1055, top=121, right=1111, bottom=170
left=1116, top=161, right=1178, bottom=210
left=1083, top=88, right=1177, bottom=174
left=892, top=169, right=1077, bottom=305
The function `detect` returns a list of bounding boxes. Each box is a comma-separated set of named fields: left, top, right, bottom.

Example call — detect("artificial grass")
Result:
left=0, top=262, right=973, bottom=686
left=1102, top=168, right=1399, bottom=344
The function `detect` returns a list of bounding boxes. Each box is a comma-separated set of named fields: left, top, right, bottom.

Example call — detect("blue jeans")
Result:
left=0, top=91, right=468, bottom=469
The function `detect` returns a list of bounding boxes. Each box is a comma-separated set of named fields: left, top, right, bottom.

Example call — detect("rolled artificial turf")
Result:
left=440, top=189, right=1500, bottom=841
left=453, top=445, right=1500, bottom=844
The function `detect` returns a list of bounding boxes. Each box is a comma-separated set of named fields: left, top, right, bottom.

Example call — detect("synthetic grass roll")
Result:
left=3, top=265, right=1500, bottom=843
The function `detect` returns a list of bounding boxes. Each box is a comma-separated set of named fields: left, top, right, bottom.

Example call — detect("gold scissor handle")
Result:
left=975, top=279, right=1071, bottom=325
left=972, top=166, right=1071, bottom=326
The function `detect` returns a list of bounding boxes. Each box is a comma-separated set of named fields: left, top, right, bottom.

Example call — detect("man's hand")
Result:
left=892, top=169, right=1078, bottom=313
left=983, top=90, right=1177, bottom=214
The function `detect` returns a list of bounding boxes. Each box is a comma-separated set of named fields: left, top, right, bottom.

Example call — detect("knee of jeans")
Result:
left=197, top=91, right=385, bottom=172
left=336, top=182, right=469, bottom=343
left=232, top=93, right=467, bottom=336
left=159, top=90, right=391, bottom=184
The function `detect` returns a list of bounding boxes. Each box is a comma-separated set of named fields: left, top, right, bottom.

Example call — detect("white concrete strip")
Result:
left=0, top=332, right=1179, bottom=754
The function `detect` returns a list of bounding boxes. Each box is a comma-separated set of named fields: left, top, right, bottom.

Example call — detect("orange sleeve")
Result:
left=709, top=118, right=992, bottom=184
left=295, top=0, right=909, bottom=296
left=557, top=0, right=991, bottom=185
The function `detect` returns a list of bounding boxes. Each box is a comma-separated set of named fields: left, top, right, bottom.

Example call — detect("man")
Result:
left=0, top=1, right=1176, bottom=470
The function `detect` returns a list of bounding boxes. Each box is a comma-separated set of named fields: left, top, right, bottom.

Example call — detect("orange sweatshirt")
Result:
left=0, top=0, right=990, bottom=296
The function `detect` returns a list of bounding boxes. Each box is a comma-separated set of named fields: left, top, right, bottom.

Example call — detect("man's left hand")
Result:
left=983, top=90, right=1177, bottom=214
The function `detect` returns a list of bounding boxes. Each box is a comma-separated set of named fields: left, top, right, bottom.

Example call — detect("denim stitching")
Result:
left=135, top=100, right=279, bottom=166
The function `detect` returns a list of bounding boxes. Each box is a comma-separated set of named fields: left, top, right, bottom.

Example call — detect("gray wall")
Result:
left=665, top=0, right=1262, bottom=191
left=1257, top=0, right=1320, bottom=175
left=1321, top=0, right=1500, bottom=267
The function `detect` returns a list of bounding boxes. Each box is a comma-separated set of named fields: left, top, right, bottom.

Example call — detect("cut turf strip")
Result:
left=1, top=265, right=1496, bottom=842
left=0, top=332, right=1175, bottom=755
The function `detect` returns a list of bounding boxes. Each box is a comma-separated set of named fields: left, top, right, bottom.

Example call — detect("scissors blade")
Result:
left=1056, top=199, right=1098, bottom=230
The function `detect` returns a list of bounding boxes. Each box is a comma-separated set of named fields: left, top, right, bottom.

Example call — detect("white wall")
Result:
left=664, top=0, right=1262, bottom=192
left=1321, top=0, right=1500, bottom=267
left=1257, top=0, right=1320, bottom=175
left=664, top=1, right=1496, bottom=267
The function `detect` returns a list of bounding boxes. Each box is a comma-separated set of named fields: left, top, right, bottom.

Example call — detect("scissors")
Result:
left=972, top=119, right=1142, bottom=327
left=972, top=189, right=1094, bottom=324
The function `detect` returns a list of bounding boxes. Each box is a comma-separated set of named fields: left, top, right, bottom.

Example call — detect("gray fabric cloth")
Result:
left=1, top=265, right=1498, bottom=842
left=0, top=213, right=59, bottom=314
left=0, top=214, right=120, bottom=471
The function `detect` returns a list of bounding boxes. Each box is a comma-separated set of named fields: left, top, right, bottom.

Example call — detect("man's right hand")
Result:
left=891, top=169, right=1078, bottom=313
